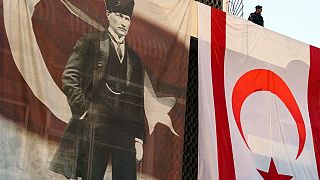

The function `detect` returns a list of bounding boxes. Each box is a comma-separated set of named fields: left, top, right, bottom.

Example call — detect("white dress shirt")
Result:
left=108, top=27, right=125, bottom=63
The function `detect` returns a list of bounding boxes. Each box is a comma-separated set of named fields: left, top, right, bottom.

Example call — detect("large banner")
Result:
left=198, top=3, right=320, bottom=180
left=0, top=0, right=191, bottom=179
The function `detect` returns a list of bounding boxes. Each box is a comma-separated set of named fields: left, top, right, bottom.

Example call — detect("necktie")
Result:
left=109, top=33, right=124, bottom=61
left=116, top=41, right=123, bottom=60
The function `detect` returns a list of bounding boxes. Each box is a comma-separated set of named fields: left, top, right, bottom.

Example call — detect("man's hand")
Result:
left=135, top=138, right=143, bottom=162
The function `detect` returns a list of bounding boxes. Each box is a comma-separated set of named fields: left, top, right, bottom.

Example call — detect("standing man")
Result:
left=248, top=5, right=264, bottom=27
left=50, top=0, right=145, bottom=179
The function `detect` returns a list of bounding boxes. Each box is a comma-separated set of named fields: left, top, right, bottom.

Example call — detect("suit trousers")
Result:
left=80, top=121, right=137, bottom=180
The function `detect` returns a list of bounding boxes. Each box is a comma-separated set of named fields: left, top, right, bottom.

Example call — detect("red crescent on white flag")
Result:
left=232, top=69, right=306, bottom=159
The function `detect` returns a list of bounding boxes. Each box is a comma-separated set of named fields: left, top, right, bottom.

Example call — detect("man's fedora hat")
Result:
left=105, top=0, right=135, bottom=17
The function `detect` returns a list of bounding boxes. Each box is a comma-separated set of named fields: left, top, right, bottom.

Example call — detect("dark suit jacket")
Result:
left=248, top=12, right=264, bottom=27
left=50, top=30, right=145, bottom=178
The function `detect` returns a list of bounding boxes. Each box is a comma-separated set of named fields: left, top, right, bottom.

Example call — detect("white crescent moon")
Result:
left=3, top=0, right=71, bottom=122
left=3, top=0, right=179, bottom=136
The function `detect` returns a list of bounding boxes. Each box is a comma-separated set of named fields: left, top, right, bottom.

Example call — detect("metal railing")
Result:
left=226, top=0, right=244, bottom=17
left=196, top=0, right=223, bottom=10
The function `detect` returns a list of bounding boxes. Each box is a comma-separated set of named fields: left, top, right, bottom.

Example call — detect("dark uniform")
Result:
left=50, top=1, right=145, bottom=179
left=248, top=12, right=264, bottom=27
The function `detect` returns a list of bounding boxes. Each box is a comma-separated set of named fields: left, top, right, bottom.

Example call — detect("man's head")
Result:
left=255, top=5, right=262, bottom=13
left=105, top=0, right=134, bottom=38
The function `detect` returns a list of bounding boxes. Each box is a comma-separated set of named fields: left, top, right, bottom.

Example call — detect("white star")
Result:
left=144, top=73, right=179, bottom=136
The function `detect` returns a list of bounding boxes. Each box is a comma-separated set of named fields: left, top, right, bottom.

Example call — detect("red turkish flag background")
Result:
left=0, top=0, right=191, bottom=179
left=198, top=3, right=320, bottom=180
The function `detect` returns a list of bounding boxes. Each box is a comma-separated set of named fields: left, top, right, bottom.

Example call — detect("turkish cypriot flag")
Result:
left=198, top=2, right=320, bottom=180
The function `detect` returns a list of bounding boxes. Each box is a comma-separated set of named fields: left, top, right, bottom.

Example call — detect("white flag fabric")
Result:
left=1, top=0, right=191, bottom=179
left=198, top=2, right=320, bottom=180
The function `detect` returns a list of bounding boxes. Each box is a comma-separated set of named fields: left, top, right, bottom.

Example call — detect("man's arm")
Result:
left=62, top=35, right=92, bottom=117
left=248, top=13, right=254, bottom=21
left=129, top=49, right=146, bottom=161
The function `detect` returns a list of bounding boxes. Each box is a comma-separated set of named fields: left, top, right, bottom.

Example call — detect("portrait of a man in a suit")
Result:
left=50, top=0, right=145, bottom=179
